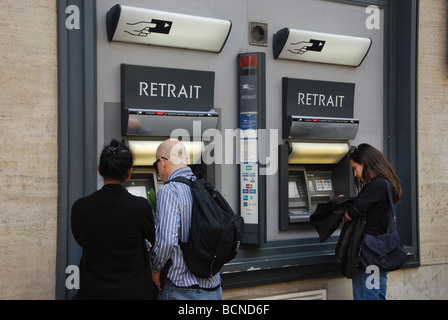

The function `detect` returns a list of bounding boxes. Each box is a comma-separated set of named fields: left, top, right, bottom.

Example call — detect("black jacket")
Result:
left=335, top=217, right=364, bottom=279
left=71, top=184, right=155, bottom=299
left=310, top=196, right=363, bottom=279
left=347, top=177, right=391, bottom=236
left=310, top=196, right=354, bottom=243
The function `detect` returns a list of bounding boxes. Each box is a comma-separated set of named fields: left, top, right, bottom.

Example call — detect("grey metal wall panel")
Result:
left=56, top=0, right=97, bottom=300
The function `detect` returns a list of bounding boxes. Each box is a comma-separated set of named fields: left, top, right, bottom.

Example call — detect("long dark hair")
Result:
left=98, top=139, right=133, bottom=182
left=349, top=143, right=402, bottom=204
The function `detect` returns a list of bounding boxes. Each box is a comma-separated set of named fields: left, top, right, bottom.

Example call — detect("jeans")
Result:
left=352, top=268, right=388, bottom=300
left=159, top=279, right=222, bottom=300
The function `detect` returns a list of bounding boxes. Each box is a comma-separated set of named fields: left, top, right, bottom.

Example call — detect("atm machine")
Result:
left=117, top=64, right=220, bottom=201
left=279, top=141, right=355, bottom=230
left=127, top=167, right=160, bottom=199
left=287, top=165, right=336, bottom=223
left=279, top=77, right=359, bottom=231
left=126, top=140, right=209, bottom=200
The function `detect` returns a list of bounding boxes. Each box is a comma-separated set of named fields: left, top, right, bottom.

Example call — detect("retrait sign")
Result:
left=121, top=64, right=215, bottom=111
left=283, top=78, right=355, bottom=119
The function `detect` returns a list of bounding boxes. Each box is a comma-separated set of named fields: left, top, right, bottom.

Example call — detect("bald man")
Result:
left=152, top=138, right=188, bottom=183
left=150, top=139, right=222, bottom=300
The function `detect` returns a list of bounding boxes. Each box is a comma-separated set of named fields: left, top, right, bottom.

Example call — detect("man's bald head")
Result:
left=156, top=139, right=188, bottom=165
left=155, top=139, right=188, bottom=182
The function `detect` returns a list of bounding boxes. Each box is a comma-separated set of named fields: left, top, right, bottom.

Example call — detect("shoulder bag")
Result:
left=356, top=179, right=407, bottom=272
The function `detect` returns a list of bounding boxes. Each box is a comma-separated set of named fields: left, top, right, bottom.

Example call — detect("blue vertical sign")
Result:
left=238, top=53, right=266, bottom=244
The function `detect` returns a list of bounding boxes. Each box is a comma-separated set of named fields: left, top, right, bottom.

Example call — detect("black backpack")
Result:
left=168, top=174, right=244, bottom=278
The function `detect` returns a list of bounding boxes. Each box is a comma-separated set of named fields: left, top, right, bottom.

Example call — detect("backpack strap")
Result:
left=164, top=175, right=194, bottom=246
left=167, top=176, right=193, bottom=186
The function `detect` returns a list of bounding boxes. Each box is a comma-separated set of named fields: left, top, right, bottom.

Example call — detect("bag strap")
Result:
left=164, top=175, right=194, bottom=245
left=165, top=172, right=200, bottom=186
left=167, top=176, right=193, bottom=186
left=384, top=179, right=398, bottom=231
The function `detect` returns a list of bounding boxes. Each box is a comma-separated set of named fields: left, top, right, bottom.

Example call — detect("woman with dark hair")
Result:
left=71, top=139, right=155, bottom=299
left=344, top=143, right=402, bottom=300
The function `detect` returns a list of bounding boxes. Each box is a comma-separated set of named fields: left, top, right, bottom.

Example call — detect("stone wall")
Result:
left=417, top=0, right=448, bottom=266
left=0, top=1, right=58, bottom=299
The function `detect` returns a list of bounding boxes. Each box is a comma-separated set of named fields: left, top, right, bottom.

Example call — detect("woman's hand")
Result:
left=342, top=211, right=352, bottom=223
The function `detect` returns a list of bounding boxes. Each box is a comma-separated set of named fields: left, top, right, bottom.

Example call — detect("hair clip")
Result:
left=109, top=146, right=118, bottom=155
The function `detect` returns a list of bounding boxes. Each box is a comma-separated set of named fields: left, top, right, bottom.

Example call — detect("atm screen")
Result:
left=127, top=186, right=148, bottom=198
left=126, top=171, right=158, bottom=200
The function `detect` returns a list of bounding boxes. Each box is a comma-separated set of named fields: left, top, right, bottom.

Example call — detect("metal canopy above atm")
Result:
left=122, top=108, right=219, bottom=137
left=284, top=116, right=359, bottom=140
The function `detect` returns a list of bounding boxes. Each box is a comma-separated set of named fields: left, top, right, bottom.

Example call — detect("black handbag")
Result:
left=357, top=179, right=407, bottom=272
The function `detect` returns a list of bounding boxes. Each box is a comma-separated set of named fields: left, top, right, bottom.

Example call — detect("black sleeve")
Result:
left=139, top=199, right=155, bottom=247
left=347, top=178, right=386, bottom=220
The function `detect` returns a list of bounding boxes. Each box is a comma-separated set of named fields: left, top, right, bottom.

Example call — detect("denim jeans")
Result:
left=352, top=268, right=388, bottom=300
left=158, top=279, right=222, bottom=300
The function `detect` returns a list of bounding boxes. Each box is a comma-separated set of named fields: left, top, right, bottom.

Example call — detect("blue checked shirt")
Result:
left=151, top=166, right=221, bottom=288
